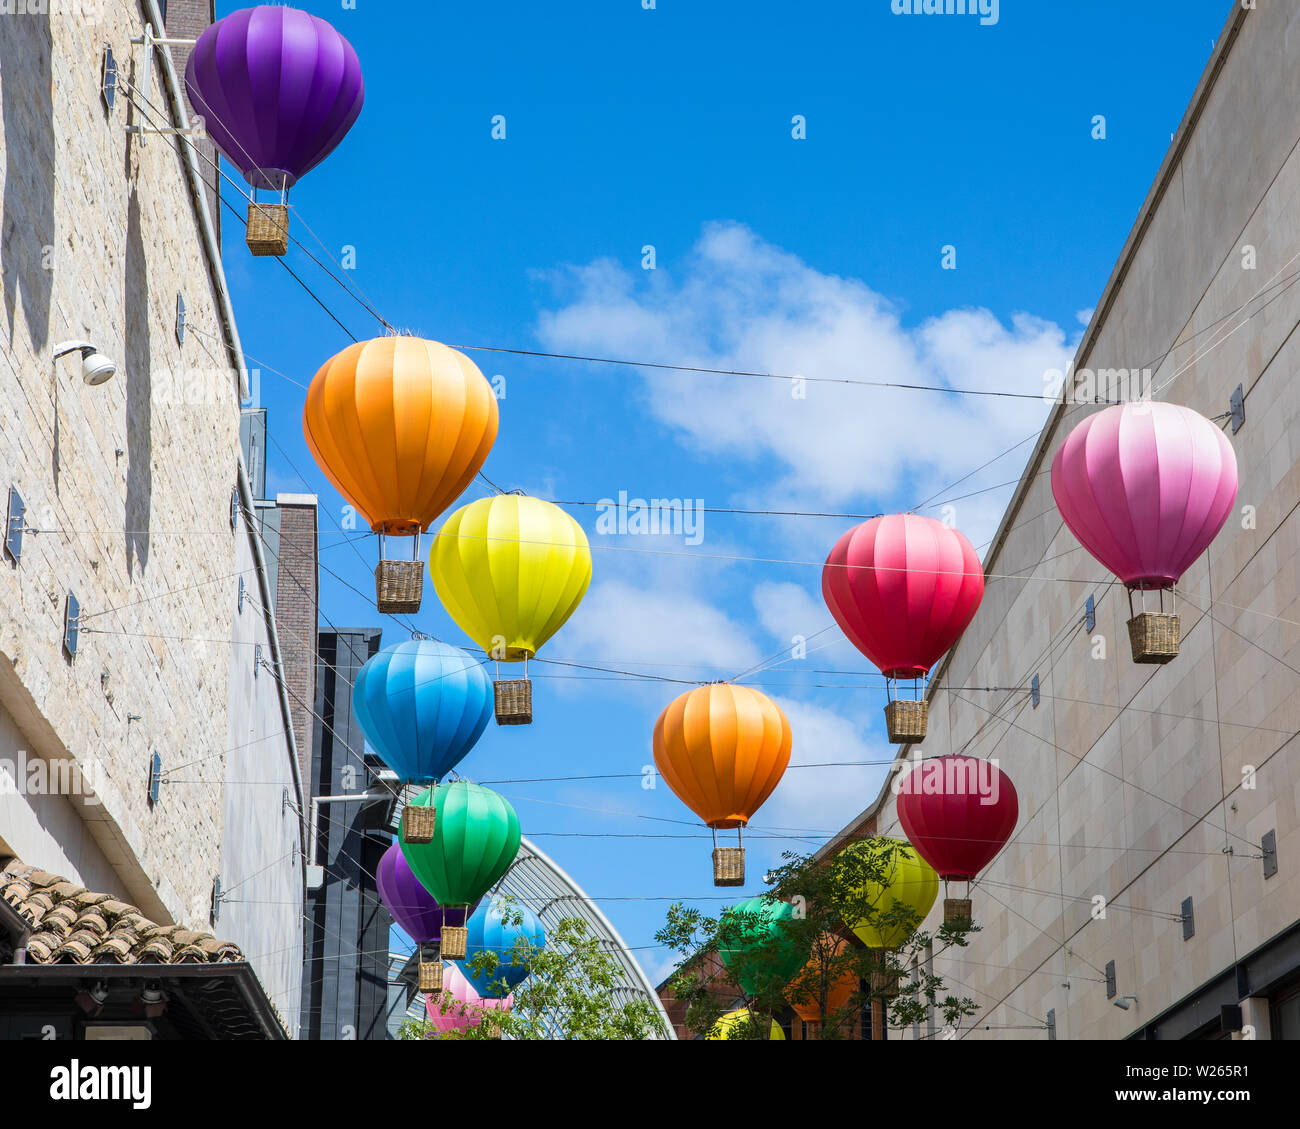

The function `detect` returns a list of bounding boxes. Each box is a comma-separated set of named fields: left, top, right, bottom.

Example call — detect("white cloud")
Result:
left=553, top=578, right=763, bottom=687
left=537, top=222, right=1077, bottom=551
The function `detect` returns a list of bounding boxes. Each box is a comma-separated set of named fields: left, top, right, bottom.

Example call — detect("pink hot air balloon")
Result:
left=1051, top=401, right=1238, bottom=664
left=424, top=963, right=512, bottom=1037
left=823, top=514, right=984, bottom=743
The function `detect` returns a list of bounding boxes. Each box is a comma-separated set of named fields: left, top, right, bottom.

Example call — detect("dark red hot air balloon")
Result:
left=896, top=754, right=1018, bottom=926
left=823, top=514, right=984, bottom=743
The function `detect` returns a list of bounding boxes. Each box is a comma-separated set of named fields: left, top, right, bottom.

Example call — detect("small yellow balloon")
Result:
left=840, top=837, right=938, bottom=950
left=430, top=495, right=592, bottom=661
left=706, top=1008, right=785, bottom=1041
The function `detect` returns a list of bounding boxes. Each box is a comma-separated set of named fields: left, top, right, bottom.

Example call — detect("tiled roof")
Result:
left=0, top=861, right=244, bottom=966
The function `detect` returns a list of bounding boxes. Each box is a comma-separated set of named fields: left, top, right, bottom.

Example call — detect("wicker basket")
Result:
left=884, top=699, right=928, bottom=744
left=418, top=955, right=443, bottom=992
left=246, top=202, right=289, bottom=257
left=376, top=560, right=424, bottom=614
left=712, top=846, right=745, bottom=887
left=944, top=897, right=973, bottom=927
left=870, top=969, right=901, bottom=999
left=1127, top=612, right=1180, bottom=664
left=401, top=803, right=436, bottom=844
left=494, top=678, right=533, bottom=725
left=440, top=925, right=468, bottom=960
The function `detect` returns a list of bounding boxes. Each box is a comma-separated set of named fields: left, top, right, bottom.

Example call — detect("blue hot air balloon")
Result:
left=352, top=640, right=492, bottom=784
left=459, top=897, right=545, bottom=998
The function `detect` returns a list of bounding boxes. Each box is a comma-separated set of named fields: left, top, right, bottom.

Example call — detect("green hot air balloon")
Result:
left=400, top=781, right=521, bottom=959
left=718, top=896, right=804, bottom=997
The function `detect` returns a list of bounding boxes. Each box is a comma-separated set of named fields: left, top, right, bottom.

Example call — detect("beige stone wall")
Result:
left=0, top=0, right=300, bottom=1004
left=866, top=2, right=1300, bottom=1039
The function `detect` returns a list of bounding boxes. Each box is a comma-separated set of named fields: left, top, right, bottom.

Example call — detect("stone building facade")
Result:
left=0, top=1, right=303, bottom=1027
left=834, top=1, right=1300, bottom=1040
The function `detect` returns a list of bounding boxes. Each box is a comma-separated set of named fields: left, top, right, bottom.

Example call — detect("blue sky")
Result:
left=219, top=0, right=1236, bottom=986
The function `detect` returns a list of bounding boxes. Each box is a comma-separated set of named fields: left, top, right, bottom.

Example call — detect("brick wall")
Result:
left=274, top=497, right=319, bottom=790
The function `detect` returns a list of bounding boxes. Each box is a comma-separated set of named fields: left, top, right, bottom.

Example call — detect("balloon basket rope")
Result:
left=494, top=678, right=533, bottom=725
left=943, top=897, right=973, bottom=928
left=1127, top=611, right=1180, bottom=664
left=440, top=926, right=469, bottom=960
left=401, top=803, right=436, bottom=844
left=376, top=559, right=424, bottom=614
left=245, top=202, right=289, bottom=257
left=884, top=699, right=928, bottom=744
left=712, top=846, right=745, bottom=887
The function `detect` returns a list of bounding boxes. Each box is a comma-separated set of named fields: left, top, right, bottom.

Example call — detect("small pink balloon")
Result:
left=424, top=963, right=513, bottom=1034
left=1051, top=402, right=1238, bottom=589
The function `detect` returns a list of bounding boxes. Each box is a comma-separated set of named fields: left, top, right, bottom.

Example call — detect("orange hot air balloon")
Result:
left=788, top=937, right=857, bottom=1026
left=652, top=683, right=792, bottom=888
left=303, top=335, right=498, bottom=614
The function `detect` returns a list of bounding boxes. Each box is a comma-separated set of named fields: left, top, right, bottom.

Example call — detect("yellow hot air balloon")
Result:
left=430, top=494, right=591, bottom=726
left=837, top=837, right=938, bottom=950
left=706, top=1008, right=785, bottom=1041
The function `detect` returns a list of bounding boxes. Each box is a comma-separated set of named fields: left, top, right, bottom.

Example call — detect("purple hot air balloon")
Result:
left=1051, top=401, right=1238, bottom=590
left=376, top=844, right=476, bottom=945
left=185, top=5, right=364, bottom=192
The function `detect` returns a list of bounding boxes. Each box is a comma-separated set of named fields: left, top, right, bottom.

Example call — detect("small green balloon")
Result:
left=400, top=782, right=521, bottom=908
left=718, top=896, right=803, bottom=996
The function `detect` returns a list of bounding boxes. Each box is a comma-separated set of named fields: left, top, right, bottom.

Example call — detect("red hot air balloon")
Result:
left=823, top=514, right=984, bottom=744
left=896, top=754, right=1018, bottom=926
left=1051, top=401, right=1239, bottom=664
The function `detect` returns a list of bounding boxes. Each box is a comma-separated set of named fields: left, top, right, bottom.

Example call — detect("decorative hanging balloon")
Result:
left=352, top=639, right=492, bottom=842
left=835, top=837, right=938, bottom=951
left=425, top=963, right=512, bottom=1039
left=786, top=936, right=858, bottom=1028
left=823, top=514, right=984, bottom=744
left=717, top=896, right=804, bottom=998
left=896, top=754, right=1018, bottom=926
left=185, top=6, right=364, bottom=256
left=304, top=336, right=498, bottom=614
left=459, top=896, right=545, bottom=999
left=706, top=1007, right=786, bottom=1041
left=430, top=494, right=591, bottom=725
left=375, top=843, right=480, bottom=992
left=1051, top=401, right=1238, bottom=664
left=652, top=683, right=792, bottom=887
left=399, top=781, right=520, bottom=961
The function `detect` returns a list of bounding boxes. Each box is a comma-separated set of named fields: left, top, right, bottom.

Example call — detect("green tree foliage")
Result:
left=655, top=841, right=980, bottom=1039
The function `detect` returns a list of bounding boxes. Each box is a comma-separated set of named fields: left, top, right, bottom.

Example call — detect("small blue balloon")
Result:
left=459, top=897, right=545, bottom=998
left=352, top=640, right=492, bottom=784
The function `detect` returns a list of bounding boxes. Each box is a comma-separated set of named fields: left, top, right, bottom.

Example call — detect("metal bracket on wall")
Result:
left=126, top=26, right=201, bottom=146
left=237, top=577, right=245, bottom=614
left=1085, top=594, right=1096, bottom=632
left=211, top=876, right=222, bottom=925
left=231, top=486, right=240, bottom=531
left=1181, top=897, right=1195, bottom=940
left=1031, top=674, right=1040, bottom=708
left=101, top=46, right=118, bottom=111
left=63, top=593, right=81, bottom=661
left=1262, top=829, right=1278, bottom=879
left=147, top=752, right=163, bottom=807
left=253, top=643, right=262, bottom=677
left=175, top=293, right=186, bottom=344
left=4, top=487, right=23, bottom=565
left=1105, top=960, right=1116, bottom=999
left=1229, top=384, right=1246, bottom=434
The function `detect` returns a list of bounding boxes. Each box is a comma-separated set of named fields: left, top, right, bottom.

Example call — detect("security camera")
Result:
left=53, top=340, right=117, bottom=386
left=1113, top=995, right=1138, bottom=1010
